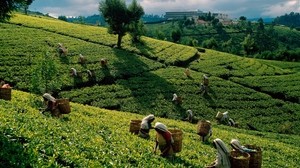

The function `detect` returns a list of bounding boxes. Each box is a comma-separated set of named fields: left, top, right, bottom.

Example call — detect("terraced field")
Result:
left=0, top=90, right=300, bottom=167
left=0, top=14, right=300, bottom=136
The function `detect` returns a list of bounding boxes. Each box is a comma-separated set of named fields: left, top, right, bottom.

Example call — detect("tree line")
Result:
left=145, top=15, right=300, bottom=62
left=274, top=12, right=300, bottom=29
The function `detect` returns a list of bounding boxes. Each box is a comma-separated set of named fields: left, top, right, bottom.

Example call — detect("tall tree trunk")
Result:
left=117, top=34, right=123, bottom=48
left=25, top=6, right=28, bottom=15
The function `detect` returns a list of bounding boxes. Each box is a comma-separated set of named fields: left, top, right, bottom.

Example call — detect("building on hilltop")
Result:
left=165, top=10, right=229, bottom=21
left=165, top=10, right=204, bottom=20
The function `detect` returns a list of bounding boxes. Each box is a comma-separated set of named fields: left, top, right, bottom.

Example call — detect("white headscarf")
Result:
left=79, top=54, right=84, bottom=58
left=203, top=74, right=208, bottom=79
left=187, top=110, right=193, bottom=116
left=142, top=114, right=155, bottom=122
left=87, top=70, right=92, bottom=77
left=141, top=114, right=155, bottom=129
left=154, top=122, right=168, bottom=132
left=43, top=93, right=56, bottom=102
left=231, top=139, right=257, bottom=153
left=71, top=68, right=77, bottom=76
left=213, top=138, right=231, bottom=168
left=172, top=93, right=178, bottom=101
left=230, top=139, right=244, bottom=152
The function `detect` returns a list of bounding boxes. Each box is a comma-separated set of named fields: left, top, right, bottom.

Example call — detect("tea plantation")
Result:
left=0, top=13, right=300, bottom=166
left=1, top=90, right=300, bottom=167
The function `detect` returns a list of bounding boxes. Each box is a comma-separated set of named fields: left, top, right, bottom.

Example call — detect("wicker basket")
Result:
left=169, top=128, right=183, bottom=153
left=244, top=144, right=262, bottom=168
left=0, top=88, right=12, bottom=101
left=56, top=99, right=71, bottom=114
left=230, top=150, right=250, bottom=168
left=197, top=120, right=211, bottom=137
left=129, top=120, right=142, bottom=134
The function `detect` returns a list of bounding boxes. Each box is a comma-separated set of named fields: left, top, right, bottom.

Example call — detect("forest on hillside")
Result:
left=274, top=12, right=300, bottom=28
left=144, top=14, right=300, bottom=62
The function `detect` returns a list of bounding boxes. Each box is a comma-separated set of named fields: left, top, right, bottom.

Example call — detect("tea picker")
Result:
left=138, top=114, right=155, bottom=139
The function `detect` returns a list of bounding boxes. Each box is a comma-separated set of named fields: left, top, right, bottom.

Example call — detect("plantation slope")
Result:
left=190, top=49, right=300, bottom=103
left=231, top=73, right=300, bottom=103
left=190, top=49, right=292, bottom=78
left=258, top=59, right=300, bottom=72
left=10, top=14, right=198, bottom=66
left=1, top=14, right=299, bottom=136
left=59, top=67, right=300, bottom=134
left=1, top=90, right=300, bottom=167
left=0, top=22, right=164, bottom=90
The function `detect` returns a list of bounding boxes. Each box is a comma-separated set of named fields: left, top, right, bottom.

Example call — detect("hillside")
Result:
left=144, top=19, right=300, bottom=61
left=1, top=90, right=300, bottom=167
left=0, top=14, right=300, bottom=136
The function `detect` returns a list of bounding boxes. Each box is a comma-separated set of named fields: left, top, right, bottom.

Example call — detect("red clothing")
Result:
left=161, top=131, right=172, bottom=143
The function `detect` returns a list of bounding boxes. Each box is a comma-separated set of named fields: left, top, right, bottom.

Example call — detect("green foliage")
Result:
left=0, top=0, right=24, bottom=21
left=171, top=29, right=182, bottom=42
left=30, top=52, right=62, bottom=94
left=99, top=0, right=145, bottom=47
left=1, top=14, right=300, bottom=136
left=241, top=34, right=256, bottom=56
left=99, top=0, right=130, bottom=47
left=202, top=37, right=218, bottom=49
left=274, top=12, right=300, bottom=28
left=128, top=20, right=145, bottom=43
left=58, top=15, right=68, bottom=22
left=144, top=16, right=300, bottom=62
left=1, top=90, right=300, bottom=167
left=20, top=0, right=34, bottom=15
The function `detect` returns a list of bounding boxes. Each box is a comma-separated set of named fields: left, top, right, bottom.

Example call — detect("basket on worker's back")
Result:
left=56, top=98, right=71, bottom=114
left=244, top=144, right=262, bottom=168
left=230, top=150, right=250, bottom=168
left=129, top=120, right=142, bottom=134
left=0, top=88, right=11, bottom=101
left=197, top=120, right=211, bottom=137
left=169, top=128, right=183, bottom=153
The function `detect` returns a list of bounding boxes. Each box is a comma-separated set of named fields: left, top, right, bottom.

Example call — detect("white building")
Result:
left=165, top=10, right=229, bottom=20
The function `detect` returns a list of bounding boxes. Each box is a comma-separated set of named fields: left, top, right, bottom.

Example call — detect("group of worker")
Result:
left=137, top=113, right=251, bottom=168
left=137, top=114, right=174, bottom=158
left=138, top=70, right=237, bottom=162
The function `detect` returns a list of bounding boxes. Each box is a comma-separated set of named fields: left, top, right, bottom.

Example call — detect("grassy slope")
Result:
left=0, top=90, right=300, bottom=167
left=1, top=14, right=300, bottom=135
left=10, top=14, right=198, bottom=66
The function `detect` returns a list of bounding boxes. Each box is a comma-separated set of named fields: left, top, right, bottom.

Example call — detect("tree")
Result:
left=202, top=37, right=218, bottom=49
left=0, top=0, right=24, bottom=21
left=241, top=34, right=256, bottom=56
left=211, top=18, right=219, bottom=28
left=238, top=16, right=247, bottom=29
left=22, top=0, right=34, bottom=15
left=171, top=29, right=182, bottom=43
left=30, top=52, right=62, bottom=94
left=239, top=16, right=247, bottom=21
left=245, top=21, right=253, bottom=34
left=127, top=0, right=145, bottom=42
left=58, top=15, right=68, bottom=22
left=155, top=30, right=165, bottom=40
left=99, top=0, right=130, bottom=48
